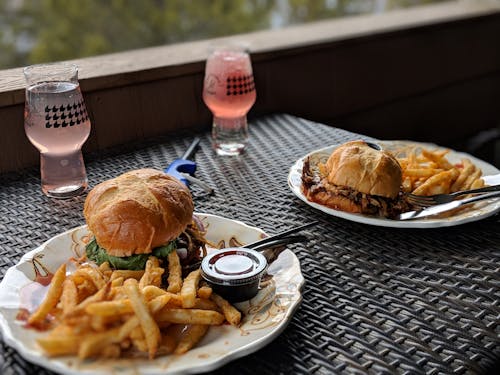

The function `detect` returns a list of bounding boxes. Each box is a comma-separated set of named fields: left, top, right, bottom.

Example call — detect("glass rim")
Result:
left=207, top=40, right=251, bottom=54
left=23, top=62, right=79, bottom=81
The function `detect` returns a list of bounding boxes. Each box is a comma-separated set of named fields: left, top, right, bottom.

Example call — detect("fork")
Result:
left=406, top=184, right=500, bottom=208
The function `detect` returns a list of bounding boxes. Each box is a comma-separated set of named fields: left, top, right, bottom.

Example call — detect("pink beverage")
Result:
left=24, top=64, right=91, bottom=199
left=203, top=48, right=256, bottom=155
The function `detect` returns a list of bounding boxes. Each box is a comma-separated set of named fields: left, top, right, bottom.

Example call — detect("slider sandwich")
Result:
left=84, top=168, right=206, bottom=270
left=302, top=140, right=410, bottom=218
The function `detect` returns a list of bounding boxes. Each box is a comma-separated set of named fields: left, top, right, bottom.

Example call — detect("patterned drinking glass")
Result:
left=203, top=45, right=256, bottom=156
left=24, top=62, right=91, bottom=199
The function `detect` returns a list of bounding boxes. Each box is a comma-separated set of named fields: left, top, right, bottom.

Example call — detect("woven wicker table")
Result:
left=1, top=114, right=499, bottom=374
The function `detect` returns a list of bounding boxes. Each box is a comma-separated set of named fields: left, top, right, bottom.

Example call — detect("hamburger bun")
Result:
left=84, top=168, right=194, bottom=257
left=324, top=140, right=402, bottom=199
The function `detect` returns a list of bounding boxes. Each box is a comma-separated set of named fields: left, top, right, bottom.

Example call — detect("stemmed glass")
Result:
left=203, top=45, right=256, bottom=156
left=24, top=63, right=91, bottom=198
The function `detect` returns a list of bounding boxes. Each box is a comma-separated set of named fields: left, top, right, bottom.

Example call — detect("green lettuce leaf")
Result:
left=85, top=238, right=177, bottom=270
left=152, top=241, right=176, bottom=258
left=86, top=238, right=149, bottom=270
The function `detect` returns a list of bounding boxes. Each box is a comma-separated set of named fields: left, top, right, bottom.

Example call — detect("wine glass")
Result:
left=24, top=62, right=91, bottom=198
left=203, top=45, right=256, bottom=156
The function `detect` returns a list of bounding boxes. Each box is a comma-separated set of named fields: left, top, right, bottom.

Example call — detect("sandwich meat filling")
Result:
left=302, top=157, right=410, bottom=218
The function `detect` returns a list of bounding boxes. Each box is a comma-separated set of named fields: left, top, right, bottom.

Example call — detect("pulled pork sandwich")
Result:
left=302, top=140, right=410, bottom=218
left=83, top=168, right=207, bottom=270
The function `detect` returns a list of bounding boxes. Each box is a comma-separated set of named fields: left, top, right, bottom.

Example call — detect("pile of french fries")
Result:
left=396, top=146, right=484, bottom=196
left=27, top=251, right=241, bottom=360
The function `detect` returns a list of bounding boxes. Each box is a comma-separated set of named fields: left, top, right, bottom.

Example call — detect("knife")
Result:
left=482, top=173, right=500, bottom=186
left=397, top=191, right=500, bottom=220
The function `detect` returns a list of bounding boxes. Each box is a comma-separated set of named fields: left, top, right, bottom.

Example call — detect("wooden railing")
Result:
left=1, top=1, right=499, bottom=173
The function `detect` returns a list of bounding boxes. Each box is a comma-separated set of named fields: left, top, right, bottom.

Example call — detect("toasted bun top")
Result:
left=84, top=168, right=194, bottom=257
left=324, top=140, right=402, bottom=199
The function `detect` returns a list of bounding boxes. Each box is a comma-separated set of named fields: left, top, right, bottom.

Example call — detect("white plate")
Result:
left=288, top=141, right=500, bottom=228
left=0, top=213, right=304, bottom=374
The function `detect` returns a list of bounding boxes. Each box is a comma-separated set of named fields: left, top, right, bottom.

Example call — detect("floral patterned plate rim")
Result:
left=288, top=140, right=500, bottom=228
left=0, top=213, right=304, bottom=374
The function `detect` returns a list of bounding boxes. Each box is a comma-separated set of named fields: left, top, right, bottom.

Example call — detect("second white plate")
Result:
left=288, top=141, right=500, bottom=228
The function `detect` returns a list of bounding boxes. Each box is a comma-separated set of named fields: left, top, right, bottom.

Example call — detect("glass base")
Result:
left=39, top=150, right=88, bottom=199
left=43, top=183, right=87, bottom=199
left=214, top=142, right=246, bottom=156
left=212, top=116, right=248, bottom=156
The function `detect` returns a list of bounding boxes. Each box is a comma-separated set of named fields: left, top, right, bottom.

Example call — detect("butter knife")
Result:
left=397, top=191, right=500, bottom=220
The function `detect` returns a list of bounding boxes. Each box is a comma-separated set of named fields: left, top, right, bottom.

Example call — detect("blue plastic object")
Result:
left=165, top=159, right=196, bottom=185
left=165, top=137, right=200, bottom=186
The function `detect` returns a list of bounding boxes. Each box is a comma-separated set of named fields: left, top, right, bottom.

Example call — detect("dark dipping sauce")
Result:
left=200, top=248, right=267, bottom=303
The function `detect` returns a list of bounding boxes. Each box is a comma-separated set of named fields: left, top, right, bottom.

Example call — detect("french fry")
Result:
left=111, top=270, right=145, bottom=281
left=155, top=308, right=225, bottom=325
left=142, top=285, right=168, bottom=300
left=101, top=344, right=121, bottom=358
left=75, top=278, right=97, bottom=301
left=86, top=300, right=132, bottom=316
left=132, top=338, right=149, bottom=352
left=148, top=293, right=172, bottom=312
left=174, top=325, right=209, bottom=354
left=142, top=285, right=182, bottom=304
left=139, top=256, right=164, bottom=289
left=411, top=169, right=458, bottom=196
left=402, top=176, right=413, bottom=193
left=49, top=323, right=75, bottom=336
left=404, top=168, right=444, bottom=178
left=181, top=269, right=201, bottom=308
left=99, top=261, right=112, bottom=274
left=28, top=263, right=66, bottom=326
left=470, top=178, right=484, bottom=189
left=211, top=293, right=241, bottom=326
left=165, top=297, right=218, bottom=311
left=124, top=279, right=161, bottom=359
left=157, top=333, right=177, bottom=355
left=462, top=168, right=482, bottom=190
left=197, top=285, right=212, bottom=299
left=66, top=282, right=112, bottom=317
left=192, top=298, right=219, bottom=311
left=73, top=266, right=107, bottom=289
left=60, top=278, right=78, bottom=315
left=78, top=327, right=121, bottom=359
left=118, top=315, right=141, bottom=341
left=130, top=325, right=144, bottom=340
left=90, top=315, right=115, bottom=332
left=407, top=150, right=417, bottom=168
left=451, top=159, right=475, bottom=192
left=62, top=315, right=92, bottom=334
left=422, top=149, right=453, bottom=169
left=167, top=251, right=182, bottom=293
left=111, top=276, right=124, bottom=287
left=37, top=334, right=81, bottom=357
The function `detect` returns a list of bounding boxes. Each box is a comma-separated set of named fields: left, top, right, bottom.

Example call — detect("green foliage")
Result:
left=0, top=0, right=446, bottom=69
left=0, top=0, right=274, bottom=67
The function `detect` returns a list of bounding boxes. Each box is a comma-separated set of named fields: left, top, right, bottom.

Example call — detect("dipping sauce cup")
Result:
left=200, top=248, right=267, bottom=303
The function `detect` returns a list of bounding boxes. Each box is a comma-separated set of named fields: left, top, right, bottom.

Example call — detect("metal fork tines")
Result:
left=406, top=184, right=500, bottom=208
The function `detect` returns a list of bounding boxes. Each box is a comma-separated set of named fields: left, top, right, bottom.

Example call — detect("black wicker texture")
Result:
left=0, top=114, right=499, bottom=375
